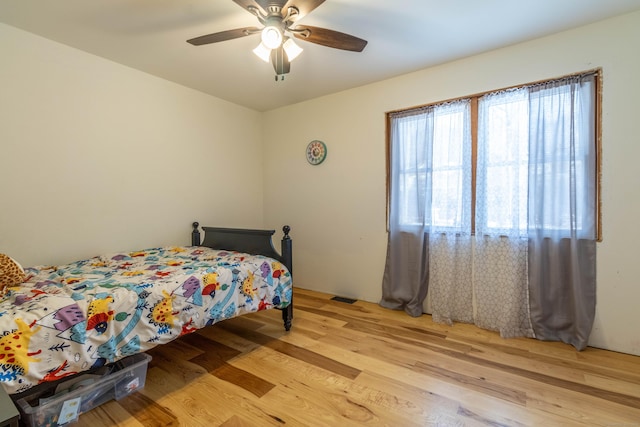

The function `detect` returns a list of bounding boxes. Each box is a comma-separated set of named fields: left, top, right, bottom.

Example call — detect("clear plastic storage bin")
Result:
left=14, top=353, right=151, bottom=426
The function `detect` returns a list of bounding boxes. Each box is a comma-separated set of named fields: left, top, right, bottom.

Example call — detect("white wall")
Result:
left=0, top=24, right=264, bottom=267
left=263, top=11, right=640, bottom=356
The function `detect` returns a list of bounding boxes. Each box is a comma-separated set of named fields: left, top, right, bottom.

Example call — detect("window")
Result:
left=387, top=70, right=601, bottom=240
left=476, top=89, right=529, bottom=235
left=393, top=101, right=471, bottom=231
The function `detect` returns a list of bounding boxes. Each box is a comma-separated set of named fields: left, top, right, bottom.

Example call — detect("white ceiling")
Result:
left=2, top=0, right=640, bottom=111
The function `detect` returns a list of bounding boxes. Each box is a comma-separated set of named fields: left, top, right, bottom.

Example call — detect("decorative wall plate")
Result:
left=306, top=140, right=327, bottom=165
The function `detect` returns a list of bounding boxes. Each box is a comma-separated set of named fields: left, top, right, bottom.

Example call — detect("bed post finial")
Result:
left=192, top=222, right=201, bottom=246
left=281, top=225, right=292, bottom=273
left=281, top=224, right=293, bottom=331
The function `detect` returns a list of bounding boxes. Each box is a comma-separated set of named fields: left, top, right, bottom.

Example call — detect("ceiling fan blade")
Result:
left=232, top=0, right=266, bottom=14
left=293, top=25, right=367, bottom=52
left=282, top=0, right=326, bottom=20
left=187, top=27, right=260, bottom=46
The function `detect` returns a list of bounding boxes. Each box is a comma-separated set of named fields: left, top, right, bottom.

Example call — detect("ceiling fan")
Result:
left=187, top=0, right=368, bottom=80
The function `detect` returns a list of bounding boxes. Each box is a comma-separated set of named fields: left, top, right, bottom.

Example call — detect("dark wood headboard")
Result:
left=191, top=222, right=292, bottom=274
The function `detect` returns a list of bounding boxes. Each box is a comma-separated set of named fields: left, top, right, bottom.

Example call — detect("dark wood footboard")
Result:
left=191, top=222, right=293, bottom=330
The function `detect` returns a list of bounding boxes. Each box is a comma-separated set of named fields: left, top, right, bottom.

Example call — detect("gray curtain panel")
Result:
left=526, top=73, right=598, bottom=351
left=380, top=100, right=471, bottom=318
left=528, top=238, right=596, bottom=351
left=380, top=231, right=429, bottom=317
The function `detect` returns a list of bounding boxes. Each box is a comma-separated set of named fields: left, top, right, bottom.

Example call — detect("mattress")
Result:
left=0, top=246, right=292, bottom=394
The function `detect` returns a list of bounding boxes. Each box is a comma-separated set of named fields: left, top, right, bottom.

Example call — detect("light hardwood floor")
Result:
left=73, top=288, right=640, bottom=426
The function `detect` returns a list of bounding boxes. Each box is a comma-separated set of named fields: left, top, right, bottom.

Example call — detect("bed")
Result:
left=0, top=222, right=293, bottom=396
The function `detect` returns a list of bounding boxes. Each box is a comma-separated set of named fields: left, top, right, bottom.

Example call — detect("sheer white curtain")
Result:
left=381, top=100, right=472, bottom=319
left=427, top=103, right=473, bottom=325
left=475, top=88, right=534, bottom=338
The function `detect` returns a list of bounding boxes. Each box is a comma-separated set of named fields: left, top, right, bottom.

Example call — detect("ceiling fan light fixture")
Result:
left=283, top=38, right=303, bottom=61
left=261, top=25, right=283, bottom=49
left=252, top=42, right=271, bottom=62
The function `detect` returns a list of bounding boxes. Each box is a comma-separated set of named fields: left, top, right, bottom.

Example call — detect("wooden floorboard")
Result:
left=69, top=288, right=640, bottom=426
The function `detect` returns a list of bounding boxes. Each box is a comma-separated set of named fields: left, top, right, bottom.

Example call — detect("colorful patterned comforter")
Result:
left=0, top=246, right=292, bottom=395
